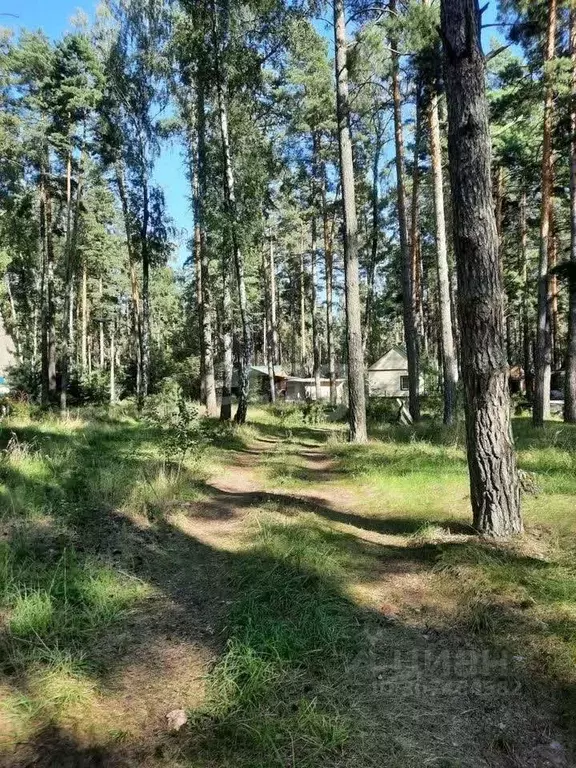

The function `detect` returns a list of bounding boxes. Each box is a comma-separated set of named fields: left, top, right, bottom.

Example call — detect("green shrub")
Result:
left=143, top=379, right=207, bottom=467
left=366, top=396, right=400, bottom=423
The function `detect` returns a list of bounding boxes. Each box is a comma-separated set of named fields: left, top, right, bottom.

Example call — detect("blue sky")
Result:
left=2, top=0, right=192, bottom=263
left=3, top=0, right=504, bottom=266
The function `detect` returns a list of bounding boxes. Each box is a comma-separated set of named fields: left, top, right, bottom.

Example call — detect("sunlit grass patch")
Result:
left=9, top=590, right=55, bottom=637
left=194, top=515, right=361, bottom=765
left=121, top=462, right=207, bottom=522
left=434, top=537, right=576, bottom=688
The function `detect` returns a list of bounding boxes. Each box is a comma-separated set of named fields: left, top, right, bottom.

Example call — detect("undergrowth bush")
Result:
left=366, top=396, right=400, bottom=423
left=269, top=400, right=330, bottom=426
left=143, top=379, right=207, bottom=468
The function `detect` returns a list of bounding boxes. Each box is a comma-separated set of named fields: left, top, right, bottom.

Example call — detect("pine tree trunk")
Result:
left=115, top=162, right=142, bottom=400
left=333, top=0, right=367, bottom=442
left=44, top=170, right=57, bottom=400
left=40, top=165, right=49, bottom=403
left=566, top=0, right=576, bottom=421
left=110, top=322, right=116, bottom=404
left=410, top=89, right=424, bottom=342
left=521, top=192, right=533, bottom=399
left=269, top=232, right=278, bottom=369
left=299, top=230, right=307, bottom=374
left=60, top=152, right=74, bottom=415
left=4, top=275, right=20, bottom=360
left=549, top=220, right=559, bottom=372
left=196, top=79, right=218, bottom=416
left=267, top=233, right=277, bottom=402
left=220, top=266, right=233, bottom=421
left=212, top=0, right=251, bottom=424
left=534, top=0, right=557, bottom=427
left=363, top=124, right=382, bottom=357
left=322, top=164, right=337, bottom=405
left=290, top=269, right=297, bottom=376
left=141, top=176, right=151, bottom=401
left=263, top=241, right=276, bottom=402
left=442, top=0, right=522, bottom=536
left=390, top=6, right=420, bottom=422
left=33, top=300, right=38, bottom=369
left=311, top=215, right=322, bottom=401
left=99, top=277, right=105, bottom=370
left=429, top=89, right=458, bottom=424
left=194, top=172, right=205, bottom=402
left=81, top=262, right=88, bottom=373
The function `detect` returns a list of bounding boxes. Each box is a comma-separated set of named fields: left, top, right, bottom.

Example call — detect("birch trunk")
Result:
left=212, top=0, right=252, bottom=424
left=195, top=79, right=218, bottom=416
left=429, top=89, right=458, bottom=424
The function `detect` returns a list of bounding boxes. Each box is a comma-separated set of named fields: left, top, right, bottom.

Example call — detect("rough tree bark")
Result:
left=311, top=215, right=322, bottom=401
left=333, top=0, right=367, bottom=442
left=220, top=268, right=233, bottom=421
left=99, top=278, right=105, bottom=370
left=567, top=0, right=576, bottom=422
left=39, top=170, right=48, bottom=405
left=115, top=162, right=142, bottom=400
left=263, top=235, right=276, bottom=402
left=140, top=175, right=151, bottom=401
left=60, top=152, right=73, bottom=415
left=81, top=261, right=88, bottom=373
left=410, top=87, right=424, bottom=343
left=429, top=86, right=458, bottom=424
left=390, top=2, right=420, bottom=422
left=299, top=227, right=307, bottom=374
left=269, top=232, right=278, bottom=373
left=4, top=275, right=20, bottom=359
left=534, top=0, right=557, bottom=427
left=194, top=170, right=204, bottom=402
left=321, top=162, right=337, bottom=404
left=363, top=121, right=382, bottom=358
left=40, top=163, right=57, bottom=403
left=520, top=192, right=533, bottom=399
left=441, top=0, right=522, bottom=535
left=110, top=322, right=116, bottom=404
left=61, top=151, right=86, bottom=413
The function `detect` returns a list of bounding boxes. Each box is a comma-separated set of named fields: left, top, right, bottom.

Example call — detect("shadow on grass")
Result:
left=0, top=416, right=574, bottom=767
left=244, top=418, right=333, bottom=447
left=194, top=482, right=475, bottom=538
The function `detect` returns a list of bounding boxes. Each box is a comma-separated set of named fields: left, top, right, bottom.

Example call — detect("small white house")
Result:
left=285, top=377, right=345, bottom=403
left=367, top=347, right=424, bottom=397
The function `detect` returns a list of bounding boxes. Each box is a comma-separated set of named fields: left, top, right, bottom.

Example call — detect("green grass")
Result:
left=0, top=406, right=211, bottom=755
left=1, top=404, right=576, bottom=766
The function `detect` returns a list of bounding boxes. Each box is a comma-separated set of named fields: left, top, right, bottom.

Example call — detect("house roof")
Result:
left=250, top=365, right=288, bottom=379
left=368, top=346, right=408, bottom=371
left=287, top=377, right=345, bottom=384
